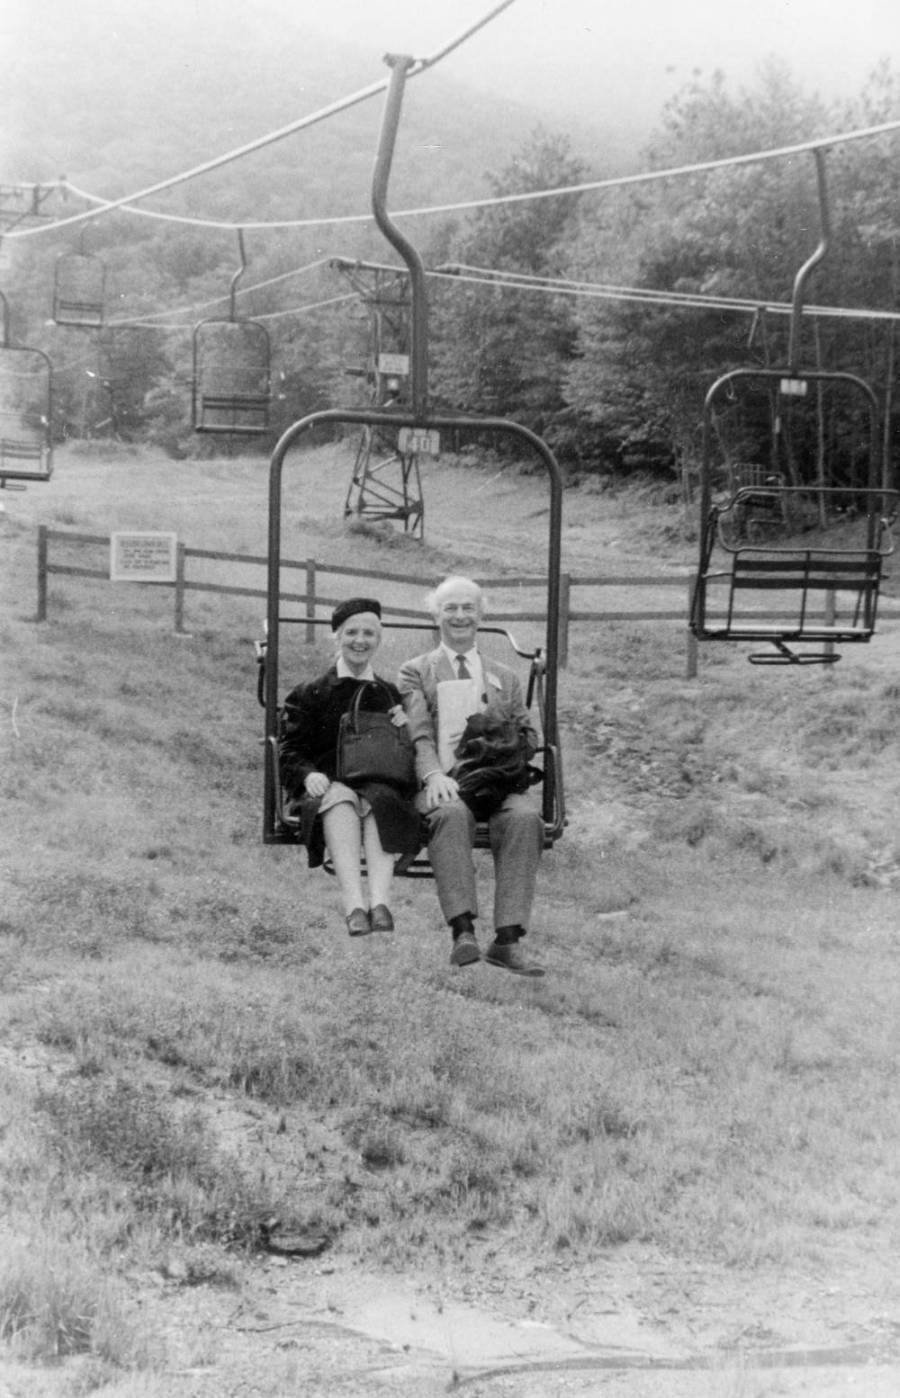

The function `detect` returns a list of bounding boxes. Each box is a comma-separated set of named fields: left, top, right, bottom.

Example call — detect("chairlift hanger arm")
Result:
left=788, top=147, right=830, bottom=372
left=229, top=228, right=248, bottom=320
left=371, top=55, right=428, bottom=418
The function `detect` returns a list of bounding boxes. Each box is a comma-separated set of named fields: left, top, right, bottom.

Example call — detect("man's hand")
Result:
left=423, top=771, right=460, bottom=810
left=304, top=772, right=330, bottom=798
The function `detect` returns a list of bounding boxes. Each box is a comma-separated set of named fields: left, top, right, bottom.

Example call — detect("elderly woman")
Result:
left=280, top=597, right=421, bottom=935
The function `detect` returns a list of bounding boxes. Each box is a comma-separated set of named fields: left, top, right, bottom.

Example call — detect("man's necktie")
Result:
left=456, top=654, right=471, bottom=680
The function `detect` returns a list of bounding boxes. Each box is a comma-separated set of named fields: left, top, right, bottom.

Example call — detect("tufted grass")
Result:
left=2, top=445, right=900, bottom=1376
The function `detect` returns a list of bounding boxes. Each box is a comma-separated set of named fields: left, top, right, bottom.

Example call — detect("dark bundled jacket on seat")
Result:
left=451, top=712, right=538, bottom=821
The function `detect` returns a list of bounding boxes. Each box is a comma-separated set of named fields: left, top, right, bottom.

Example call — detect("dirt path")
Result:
left=3, top=1031, right=900, bottom=1398
left=4, top=1245, right=899, bottom=1396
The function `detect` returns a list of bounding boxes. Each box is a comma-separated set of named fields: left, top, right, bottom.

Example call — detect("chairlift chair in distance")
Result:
left=53, top=248, right=105, bottom=328
left=0, top=292, right=53, bottom=485
left=690, top=148, right=897, bottom=665
left=192, top=229, right=271, bottom=434
left=258, top=54, right=566, bottom=865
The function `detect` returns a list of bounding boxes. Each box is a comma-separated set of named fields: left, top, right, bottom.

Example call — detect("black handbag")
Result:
left=337, top=681, right=416, bottom=790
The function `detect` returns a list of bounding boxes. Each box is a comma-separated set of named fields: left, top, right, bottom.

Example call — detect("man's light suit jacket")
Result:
left=398, top=647, right=539, bottom=788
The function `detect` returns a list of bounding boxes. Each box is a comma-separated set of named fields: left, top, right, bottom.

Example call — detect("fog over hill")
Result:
left=4, top=0, right=893, bottom=242
left=0, top=0, right=604, bottom=233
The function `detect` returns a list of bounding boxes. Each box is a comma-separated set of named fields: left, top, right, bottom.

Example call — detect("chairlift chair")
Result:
left=192, top=230, right=271, bottom=434
left=690, top=367, right=896, bottom=664
left=192, top=319, right=271, bottom=433
left=0, top=293, right=53, bottom=484
left=689, top=149, right=898, bottom=664
left=258, top=54, right=566, bottom=867
left=53, top=249, right=105, bottom=328
left=257, top=611, right=565, bottom=871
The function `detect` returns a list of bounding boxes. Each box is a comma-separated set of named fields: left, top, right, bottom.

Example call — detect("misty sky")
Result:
left=306, top=0, right=898, bottom=135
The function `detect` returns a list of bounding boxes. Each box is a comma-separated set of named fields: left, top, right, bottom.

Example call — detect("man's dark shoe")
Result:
left=346, top=907, right=372, bottom=937
left=369, top=904, right=394, bottom=932
left=450, top=930, right=481, bottom=967
left=485, top=940, right=545, bottom=976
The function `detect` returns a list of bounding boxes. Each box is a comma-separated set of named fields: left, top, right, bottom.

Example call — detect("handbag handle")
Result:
left=345, top=678, right=395, bottom=733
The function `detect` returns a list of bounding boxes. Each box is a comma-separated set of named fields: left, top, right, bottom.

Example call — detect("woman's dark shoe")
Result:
left=485, top=940, right=544, bottom=976
left=346, top=907, right=372, bottom=937
left=369, top=904, right=394, bottom=932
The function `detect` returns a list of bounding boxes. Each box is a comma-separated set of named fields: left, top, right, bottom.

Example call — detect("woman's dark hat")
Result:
left=331, top=597, right=382, bottom=631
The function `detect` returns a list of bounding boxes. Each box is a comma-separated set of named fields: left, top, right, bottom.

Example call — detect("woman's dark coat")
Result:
left=279, top=667, right=421, bottom=868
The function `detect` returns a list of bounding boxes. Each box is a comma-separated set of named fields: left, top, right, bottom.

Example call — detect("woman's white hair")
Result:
left=425, top=574, right=487, bottom=619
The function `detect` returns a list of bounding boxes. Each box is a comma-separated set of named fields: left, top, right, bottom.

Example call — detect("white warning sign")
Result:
left=110, top=532, right=178, bottom=583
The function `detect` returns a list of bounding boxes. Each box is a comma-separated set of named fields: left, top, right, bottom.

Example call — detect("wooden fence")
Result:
left=36, top=525, right=700, bottom=671
left=38, top=525, right=900, bottom=676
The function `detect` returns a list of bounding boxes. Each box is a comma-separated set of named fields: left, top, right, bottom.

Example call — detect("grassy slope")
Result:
left=2, top=443, right=900, bottom=1378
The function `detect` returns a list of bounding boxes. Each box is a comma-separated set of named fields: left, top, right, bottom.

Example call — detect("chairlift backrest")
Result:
left=53, top=251, right=105, bottom=328
left=690, top=367, right=897, bottom=662
left=192, top=316, right=271, bottom=434
left=0, top=343, right=53, bottom=483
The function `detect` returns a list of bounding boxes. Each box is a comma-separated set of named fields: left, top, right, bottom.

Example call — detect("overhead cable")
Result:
left=99, top=257, right=335, bottom=327
left=428, top=266, right=900, bottom=324
left=388, top=118, right=900, bottom=222
left=41, top=117, right=900, bottom=236
left=107, top=291, right=358, bottom=331
left=5, top=0, right=518, bottom=242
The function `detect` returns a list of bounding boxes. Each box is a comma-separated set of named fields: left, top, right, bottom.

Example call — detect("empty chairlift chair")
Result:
left=53, top=250, right=105, bottom=328
left=192, top=230, right=271, bottom=435
left=690, top=367, right=896, bottom=664
left=690, top=147, right=897, bottom=664
left=0, top=293, right=53, bottom=485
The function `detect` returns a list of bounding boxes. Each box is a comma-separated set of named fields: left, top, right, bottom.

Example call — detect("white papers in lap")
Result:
left=436, top=680, right=476, bottom=772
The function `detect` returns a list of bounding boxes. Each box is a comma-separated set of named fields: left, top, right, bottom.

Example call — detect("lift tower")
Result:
left=332, top=257, right=424, bottom=538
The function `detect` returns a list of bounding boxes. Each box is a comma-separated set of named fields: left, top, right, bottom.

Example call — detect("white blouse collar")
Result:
left=336, top=657, right=376, bottom=681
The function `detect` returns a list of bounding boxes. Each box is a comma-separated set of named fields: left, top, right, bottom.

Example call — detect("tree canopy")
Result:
left=2, top=51, right=899, bottom=480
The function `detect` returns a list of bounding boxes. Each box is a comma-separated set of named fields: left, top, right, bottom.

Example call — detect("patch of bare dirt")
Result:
left=5, top=1243, right=900, bottom=1396
left=4, top=1037, right=900, bottom=1397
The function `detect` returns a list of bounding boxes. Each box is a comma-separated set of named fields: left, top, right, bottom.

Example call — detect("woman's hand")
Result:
left=423, top=771, right=460, bottom=810
left=304, top=772, right=330, bottom=798
left=388, top=704, right=408, bottom=728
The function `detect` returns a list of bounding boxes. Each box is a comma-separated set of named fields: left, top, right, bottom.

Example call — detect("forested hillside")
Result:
left=2, top=0, right=900, bottom=482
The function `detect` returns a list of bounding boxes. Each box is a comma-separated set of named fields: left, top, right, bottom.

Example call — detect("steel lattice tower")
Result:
left=332, top=258, right=424, bottom=538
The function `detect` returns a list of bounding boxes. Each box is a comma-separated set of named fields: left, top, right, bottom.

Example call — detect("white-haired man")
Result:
left=398, top=575, right=545, bottom=975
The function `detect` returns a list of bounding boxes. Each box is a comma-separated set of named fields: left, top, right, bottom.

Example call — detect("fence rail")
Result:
left=35, top=526, right=900, bottom=677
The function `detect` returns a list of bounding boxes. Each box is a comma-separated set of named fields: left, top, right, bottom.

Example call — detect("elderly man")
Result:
left=398, top=575, right=545, bottom=976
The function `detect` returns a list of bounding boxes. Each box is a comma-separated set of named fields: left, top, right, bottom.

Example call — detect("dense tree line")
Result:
left=5, top=61, right=899, bottom=483
left=430, top=61, right=900, bottom=483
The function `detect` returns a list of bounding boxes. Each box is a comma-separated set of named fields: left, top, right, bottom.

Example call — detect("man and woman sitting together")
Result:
left=279, top=575, right=545, bottom=977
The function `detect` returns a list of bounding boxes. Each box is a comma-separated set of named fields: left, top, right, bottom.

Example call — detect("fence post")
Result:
left=824, top=587, right=836, bottom=665
left=36, top=524, right=48, bottom=621
left=686, top=575, right=698, bottom=678
left=174, top=542, right=186, bottom=634
left=558, top=571, right=570, bottom=669
left=305, top=559, right=316, bottom=644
